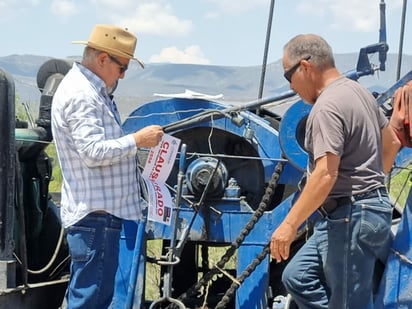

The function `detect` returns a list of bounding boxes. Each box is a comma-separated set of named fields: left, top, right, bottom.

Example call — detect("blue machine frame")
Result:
left=112, top=75, right=412, bottom=307
left=118, top=97, right=302, bottom=308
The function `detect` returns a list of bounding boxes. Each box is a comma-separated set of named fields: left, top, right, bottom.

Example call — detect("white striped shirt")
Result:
left=51, top=62, right=143, bottom=227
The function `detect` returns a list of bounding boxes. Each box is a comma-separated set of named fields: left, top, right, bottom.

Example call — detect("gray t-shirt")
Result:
left=305, top=76, right=388, bottom=198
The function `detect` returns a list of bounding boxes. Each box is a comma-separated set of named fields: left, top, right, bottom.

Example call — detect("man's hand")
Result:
left=389, top=81, right=412, bottom=147
left=133, top=125, right=164, bottom=148
left=270, top=220, right=297, bottom=263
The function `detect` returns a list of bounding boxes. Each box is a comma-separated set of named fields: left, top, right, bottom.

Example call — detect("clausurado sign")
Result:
left=142, top=134, right=181, bottom=225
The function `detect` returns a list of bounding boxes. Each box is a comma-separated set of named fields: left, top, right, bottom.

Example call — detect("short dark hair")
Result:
left=284, top=34, right=335, bottom=70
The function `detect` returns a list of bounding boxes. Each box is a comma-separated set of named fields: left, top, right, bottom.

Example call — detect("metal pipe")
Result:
left=396, top=0, right=408, bottom=81
left=257, top=0, right=276, bottom=100
left=0, top=68, right=17, bottom=291
left=149, top=144, right=188, bottom=309
left=162, top=90, right=296, bottom=133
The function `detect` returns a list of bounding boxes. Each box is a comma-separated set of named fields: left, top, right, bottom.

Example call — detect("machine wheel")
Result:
left=169, top=127, right=266, bottom=209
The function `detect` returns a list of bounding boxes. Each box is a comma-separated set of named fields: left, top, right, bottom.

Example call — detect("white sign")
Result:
left=142, top=134, right=181, bottom=225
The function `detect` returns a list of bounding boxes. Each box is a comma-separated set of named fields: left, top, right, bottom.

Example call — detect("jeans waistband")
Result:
left=76, top=211, right=122, bottom=229
left=317, top=187, right=388, bottom=218
left=351, top=187, right=388, bottom=201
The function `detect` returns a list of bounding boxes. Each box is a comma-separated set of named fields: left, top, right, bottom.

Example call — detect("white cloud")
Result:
left=203, top=0, right=268, bottom=19
left=87, top=1, right=192, bottom=36
left=149, top=45, right=210, bottom=64
left=51, top=0, right=78, bottom=18
left=297, top=0, right=403, bottom=32
left=0, top=0, right=39, bottom=20
left=90, top=0, right=134, bottom=9
left=205, top=0, right=267, bottom=14
left=117, top=3, right=192, bottom=36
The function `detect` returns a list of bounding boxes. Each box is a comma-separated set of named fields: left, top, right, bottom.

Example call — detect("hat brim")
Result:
left=72, top=40, right=145, bottom=69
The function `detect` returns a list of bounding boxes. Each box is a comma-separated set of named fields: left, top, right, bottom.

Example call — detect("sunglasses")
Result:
left=108, top=54, right=128, bottom=74
left=284, top=55, right=311, bottom=83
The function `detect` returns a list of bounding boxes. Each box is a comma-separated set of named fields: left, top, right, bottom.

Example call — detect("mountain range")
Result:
left=1, top=53, right=411, bottom=118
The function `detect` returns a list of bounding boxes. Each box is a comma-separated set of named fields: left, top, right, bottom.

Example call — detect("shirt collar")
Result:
left=75, top=62, right=109, bottom=99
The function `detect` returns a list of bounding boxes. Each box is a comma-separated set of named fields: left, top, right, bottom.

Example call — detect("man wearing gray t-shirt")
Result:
left=270, top=34, right=401, bottom=308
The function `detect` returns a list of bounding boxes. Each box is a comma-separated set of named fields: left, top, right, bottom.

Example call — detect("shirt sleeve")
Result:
left=311, top=109, right=344, bottom=161
left=63, top=91, right=137, bottom=167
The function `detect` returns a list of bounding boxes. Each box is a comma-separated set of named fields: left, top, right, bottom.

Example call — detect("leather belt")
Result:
left=351, top=187, right=388, bottom=201
left=317, top=187, right=388, bottom=218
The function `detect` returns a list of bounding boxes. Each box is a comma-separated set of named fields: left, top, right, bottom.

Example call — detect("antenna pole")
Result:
left=396, top=0, right=408, bottom=81
left=257, top=0, right=275, bottom=102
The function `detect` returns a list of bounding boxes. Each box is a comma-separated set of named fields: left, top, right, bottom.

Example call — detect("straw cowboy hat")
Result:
left=72, top=24, right=144, bottom=68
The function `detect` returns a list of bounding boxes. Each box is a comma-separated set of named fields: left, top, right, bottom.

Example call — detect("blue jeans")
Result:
left=65, top=212, right=122, bottom=309
left=282, top=194, right=392, bottom=309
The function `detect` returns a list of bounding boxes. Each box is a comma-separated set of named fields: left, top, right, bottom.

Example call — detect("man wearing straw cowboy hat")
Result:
left=52, top=24, right=163, bottom=308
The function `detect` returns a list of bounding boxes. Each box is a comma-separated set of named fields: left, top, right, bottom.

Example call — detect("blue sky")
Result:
left=0, top=0, right=410, bottom=67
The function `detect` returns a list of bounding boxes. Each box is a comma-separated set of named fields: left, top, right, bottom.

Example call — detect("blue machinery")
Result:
left=115, top=76, right=412, bottom=308
left=2, top=2, right=412, bottom=308
left=2, top=61, right=412, bottom=309
left=113, top=2, right=412, bottom=305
